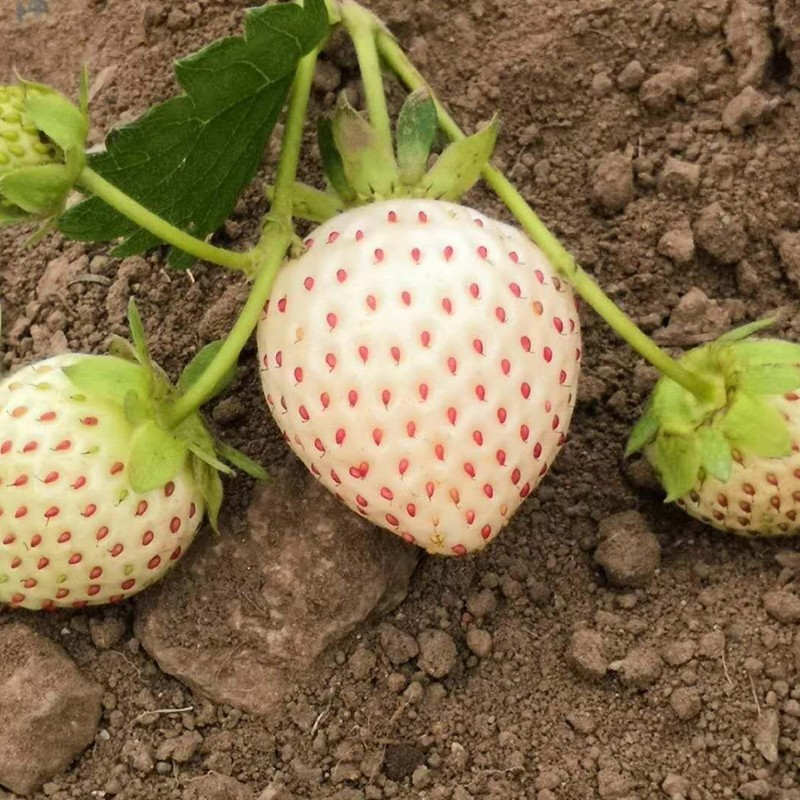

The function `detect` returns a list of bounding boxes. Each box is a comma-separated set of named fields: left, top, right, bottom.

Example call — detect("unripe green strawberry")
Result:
left=258, top=199, right=581, bottom=554
left=0, top=85, right=60, bottom=174
left=0, top=354, right=204, bottom=610
left=0, top=82, right=87, bottom=227
left=628, top=329, right=800, bottom=536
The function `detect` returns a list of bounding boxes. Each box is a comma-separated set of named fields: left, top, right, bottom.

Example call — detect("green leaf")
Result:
left=732, top=339, right=800, bottom=367
left=192, top=457, right=223, bottom=533
left=396, top=88, right=437, bottom=185
left=738, top=364, right=800, bottom=395
left=177, top=340, right=237, bottom=398
left=625, top=409, right=659, bottom=456
left=216, top=441, right=269, bottom=480
left=62, top=355, right=149, bottom=406
left=651, top=433, right=701, bottom=502
left=126, top=297, right=151, bottom=366
left=697, top=426, right=732, bottom=482
left=719, top=392, right=792, bottom=458
left=419, top=116, right=499, bottom=201
left=317, top=117, right=355, bottom=202
left=129, top=421, right=189, bottom=493
left=22, top=83, right=87, bottom=155
left=331, top=93, right=399, bottom=198
left=0, top=164, right=71, bottom=215
left=58, top=0, right=329, bottom=268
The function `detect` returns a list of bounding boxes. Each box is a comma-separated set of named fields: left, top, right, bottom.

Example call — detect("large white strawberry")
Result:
left=258, top=199, right=581, bottom=554
left=0, top=303, right=264, bottom=610
left=627, top=325, right=800, bottom=536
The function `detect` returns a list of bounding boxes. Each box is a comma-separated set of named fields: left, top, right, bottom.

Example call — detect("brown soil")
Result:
left=3, top=1, right=800, bottom=799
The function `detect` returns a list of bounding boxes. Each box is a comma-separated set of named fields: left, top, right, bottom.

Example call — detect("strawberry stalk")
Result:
left=164, top=46, right=320, bottom=427
left=369, top=23, right=716, bottom=404
left=76, top=167, right=256, bottom=275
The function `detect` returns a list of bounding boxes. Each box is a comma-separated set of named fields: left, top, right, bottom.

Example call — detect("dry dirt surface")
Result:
left=2, top=0, right=800, bottom=799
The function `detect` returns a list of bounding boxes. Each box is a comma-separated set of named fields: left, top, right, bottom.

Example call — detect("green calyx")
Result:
left=627, top=320, right=800, bottom=502
left=0, top=77, right=88, bottom=233
left=275, top=89, right=498, bottom=221
left=62, top=299, right=267, bottom=531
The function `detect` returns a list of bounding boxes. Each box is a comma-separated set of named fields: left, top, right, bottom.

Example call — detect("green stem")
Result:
left=77, top=166, right=254, bottom=275
left=166, top=48, right=320, bottom=427
left=376, top=31, right=716, bottom=403
left=340, top=1, right=395, bottom=160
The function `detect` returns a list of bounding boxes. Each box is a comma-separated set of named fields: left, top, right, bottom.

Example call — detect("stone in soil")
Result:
left=567, top=629, right=609, bottom=681
left=0, top=624, right=103, bottom=796
left=610, top=646, right=663, bottom=689
left=593, top=511, right=661, bottom=588
left=725, top=0, right=774, bottom=87
left=135, top=467, right=419, bottom=715
left=416, top=629, right=458, bottom=678
left=591, top=151, right=634, bottom=212
left=775, top=230, right=800, bottom=291
left=763, top=588, right=800, bottom=623
left=693, top=202, right=748, bottom=264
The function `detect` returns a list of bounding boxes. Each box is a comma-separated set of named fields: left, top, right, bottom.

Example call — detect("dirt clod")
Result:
left=594, top=511, right=661, bottom=588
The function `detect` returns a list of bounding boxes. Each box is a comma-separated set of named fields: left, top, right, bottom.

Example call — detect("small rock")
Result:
left=694, top=202, right=748, bottom=264
left=662, top=640, right=696, bottom=667
left=775, top=230, right=800, bottom=291
left=725, top=0, right=774, bottom=87
left=764, top=589, right=800, bottom=623
left=0, top=624, right=103, bottom=795
left=657, top=221, right=695, bottom=265
left=567, top=629, right=608, bottom=681
left=737, top=779, right=772, bottom=799
left=775, top=0, right=800, bottom=86
left=597, top=765, right=634, bottom=798
left=654, top=287, right=731, bottom=346
left=89, top=616, right=127, bottom=650
left=669, top=687, right=702, bottom=720
left=662, top=773, right=691, bottom=798
left=465, top=628, right=492, bottom=658
left=313, top=59, right=342, bottom=93
left=348, top=647, right=377, bottom=680
left=257, top=782, right=294, bottom=800
left=639, top=65, right=698, bottom=112
left=383, top=743, right=424, bottom=781
left=610, top=646, right=663, bottom=688
left=466, top=589, right=497, bottom=618
left=658, top=158, right=700, bottom=196
left=698, top=630, right=725, bottom=659
left=594, top=511, right=661, bottom=588
left=591, top=73, right=614, bottom=96
left=156, top=731, right=203, bottom=764
left=379, top=623, right=419, bottom=665
left=591, top=151, right=634, bottom=212
left=722, top=86, right=779, bottom=134
left=617, top=60, right=646, bottom=90
left=565, top=710, right=596, bottom=734
left=184, top=774, right=254, bottom=800
left=36, top=255, right=86, bottom=301
left=753, top=708, right=780, bottom=763
left=417, top=630, right=458, bottom=678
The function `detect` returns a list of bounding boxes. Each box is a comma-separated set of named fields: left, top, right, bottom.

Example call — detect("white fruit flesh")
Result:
left=258, top=200, right=581, bottom=554
left=673, top=393, right=800, bottom=536
left=0, top=355, right=204, bottom=609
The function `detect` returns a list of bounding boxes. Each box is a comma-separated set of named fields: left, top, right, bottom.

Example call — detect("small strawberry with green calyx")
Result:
left=0, top=75, right=89, bottom=234
left=626, top=319, right=800, bottom=536
left=0, top=300, right=266, bottom=610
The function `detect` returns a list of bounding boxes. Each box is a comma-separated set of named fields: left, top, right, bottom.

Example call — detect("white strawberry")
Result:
left=257, top=199, right=582, bottom=554
left=627, top=328, right=800, bottom=536
left=0, top=354, right=203, bottom=609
